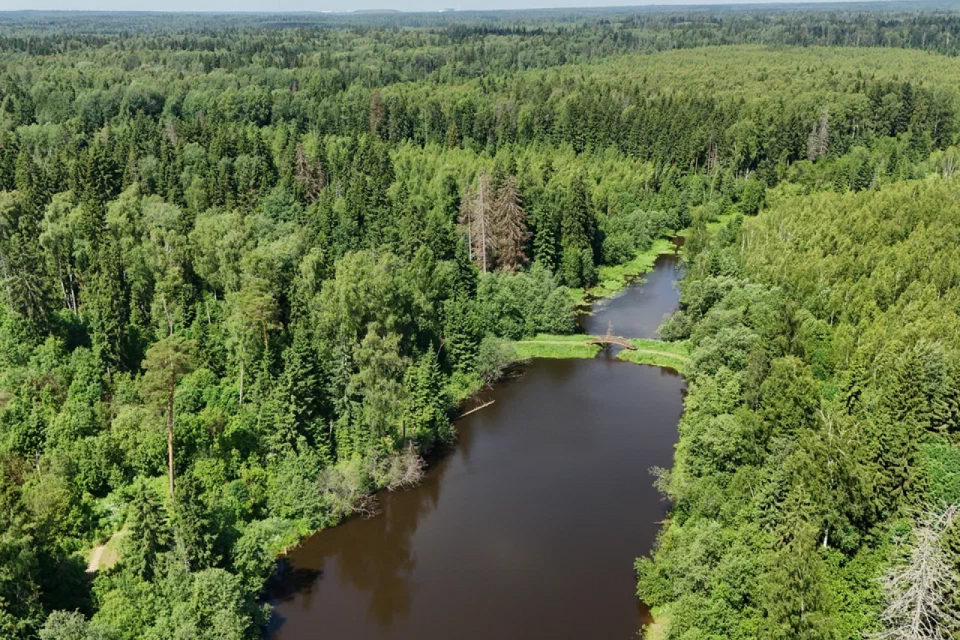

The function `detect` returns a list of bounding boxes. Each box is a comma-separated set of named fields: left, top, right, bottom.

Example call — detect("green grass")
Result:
left=617, top=339, right=691, bottom=373
left=643, top=614, right=671, bottom=640
left=511, top=335, right=691, bottom=372
left=512, top=334, right=602, bottom=359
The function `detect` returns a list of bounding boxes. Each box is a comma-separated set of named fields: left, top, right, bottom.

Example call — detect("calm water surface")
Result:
left=267, top=252, right=686, bottom=640
left=580, top=251, right=682, bottom=338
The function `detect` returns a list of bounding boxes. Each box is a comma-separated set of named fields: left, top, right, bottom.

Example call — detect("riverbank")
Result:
left=512, top=334, right=603, bottom=359
left=268, top=357, right=687, bottom=640
left=617, top=339, right=690, bottom=373
left=266, top=236, right=689, bottom=640
left=569, top=237, right=679, bottom=307
left=511, top=333, right=690, bottom=373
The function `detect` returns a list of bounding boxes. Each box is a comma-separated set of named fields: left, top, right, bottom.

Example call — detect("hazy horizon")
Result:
left=0, top=0, right=905, bottom=15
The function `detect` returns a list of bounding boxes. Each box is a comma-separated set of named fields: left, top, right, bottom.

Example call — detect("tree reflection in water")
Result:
left=269, top=451, right=447, bottom=629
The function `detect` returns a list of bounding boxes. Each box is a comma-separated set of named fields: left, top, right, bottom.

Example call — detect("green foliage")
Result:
left=0, top=530, right=44, bottom=639
left=1, top=7, right=960, bottom=640
left=38, top=611, right=110, bottom=640
left=640, top=170, right=960, bottom=639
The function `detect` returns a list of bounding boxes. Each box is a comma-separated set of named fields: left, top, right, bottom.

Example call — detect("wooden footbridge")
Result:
left=586, top=335, right=636, bottom=350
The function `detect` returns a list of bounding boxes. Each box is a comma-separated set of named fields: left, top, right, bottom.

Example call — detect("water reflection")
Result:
left=580, top=253, right=683, bottom=339
left=268, top=458, right=446, bottom=634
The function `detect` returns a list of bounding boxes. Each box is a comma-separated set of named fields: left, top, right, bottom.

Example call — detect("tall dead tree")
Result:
left=871, top=504, right=960, bottom=640
left=492, top=175, right=531, bottom=273
left=458, top=170, right=496, bottom=273
left=807, top=106, right=830, bottom=161
left=294, top=142, right=325, bottom=203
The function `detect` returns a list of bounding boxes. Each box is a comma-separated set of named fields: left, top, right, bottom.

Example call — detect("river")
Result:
left=266, top=251, right=687, bottom=640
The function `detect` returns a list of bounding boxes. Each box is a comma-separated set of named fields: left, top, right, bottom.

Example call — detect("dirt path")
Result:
left=86, top=543, right=105, bottom=573
left=86, top=530, right=126, bottom=573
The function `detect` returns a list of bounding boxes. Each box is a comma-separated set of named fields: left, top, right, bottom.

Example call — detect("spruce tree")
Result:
left=125, top=481, right=169, bottom=582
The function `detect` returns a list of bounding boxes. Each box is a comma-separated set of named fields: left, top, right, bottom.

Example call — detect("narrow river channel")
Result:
left=266, top=251, right=687, bottom=640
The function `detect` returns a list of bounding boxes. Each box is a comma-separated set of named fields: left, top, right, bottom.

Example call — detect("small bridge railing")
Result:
left=586, top=336, right=636, bottom=350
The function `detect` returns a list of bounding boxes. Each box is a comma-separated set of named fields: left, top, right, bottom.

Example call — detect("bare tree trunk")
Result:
left=167, top=371, right=175, bottom=499
left=56, top=261, right=70, bottom=310
left=480, top=181, right=487, bottom=273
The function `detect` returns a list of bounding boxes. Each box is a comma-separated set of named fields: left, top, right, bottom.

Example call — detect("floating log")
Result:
left=455, top=400, right=495, bottom=421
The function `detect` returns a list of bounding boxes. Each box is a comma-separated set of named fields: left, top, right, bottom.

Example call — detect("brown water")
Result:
left=266, top=253, right=686, bottom=640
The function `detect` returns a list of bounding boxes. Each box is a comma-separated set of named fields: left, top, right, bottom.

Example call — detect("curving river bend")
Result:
left=266, top=251, right=687, bottom=640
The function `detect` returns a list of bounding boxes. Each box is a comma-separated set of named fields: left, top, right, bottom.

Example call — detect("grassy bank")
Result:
left=616, top=338, right=691, bottom=373
left=511, top=334, right=691, bottom=373
left=643, top=615, right=670, bottom=640
left=512, top=334, right=603, bottom=359
left=587, top=237, right=678, bottom=300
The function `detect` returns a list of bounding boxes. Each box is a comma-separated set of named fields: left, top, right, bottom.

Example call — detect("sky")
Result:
left=0, top=0, right=891, bottom=14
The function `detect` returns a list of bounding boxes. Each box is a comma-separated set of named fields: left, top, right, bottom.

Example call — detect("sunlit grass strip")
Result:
left=617, top=339, right=690, bottom=373
left=643, top=614, right=671, bottom=640
left=512, top=334, right=602, bottom=359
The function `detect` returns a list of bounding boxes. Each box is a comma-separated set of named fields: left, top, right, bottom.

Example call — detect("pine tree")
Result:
left=275, top=324, right=332, bottom=462
left=447, top=121, right=461, bottom=149
left=870, top=352, right=925, bottom=515
left=852, top=158, right=874, bottom=192
left=559, top=171, right=596, bottom=286
left=141, top=334, right=195, bottom=499
left=443, top=294, right=480, bottom=373
left=171, top=473, right=220, bottom=571
left=14, top=150, right=46, bottom=225
left=78, top=134, right=122, bottom=209
left=452, top=236, right=479, bottom=299
left=369, top=90, right=386, bottom=137
left=2, top=233, right=53, bottom=340
left=761, top=507, right=837, bottom=640
left=531, top=200, right=560, bottom=272
left=0, top=131, right=20, bottom=191
left=86, top=238, right=130, bottom=367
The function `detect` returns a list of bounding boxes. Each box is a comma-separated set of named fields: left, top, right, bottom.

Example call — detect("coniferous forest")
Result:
left=4, top=3, right=960, bottom=639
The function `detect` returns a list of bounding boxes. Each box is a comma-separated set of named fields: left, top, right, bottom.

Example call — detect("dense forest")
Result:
left=2, top=4, right=960, bottom=640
